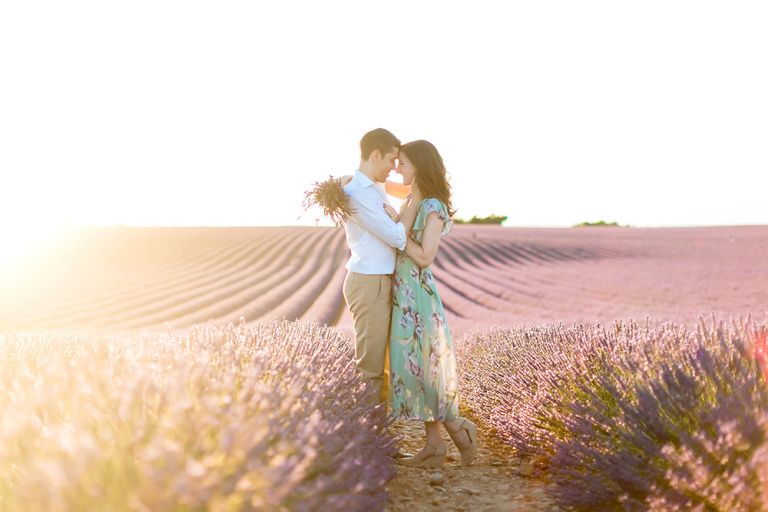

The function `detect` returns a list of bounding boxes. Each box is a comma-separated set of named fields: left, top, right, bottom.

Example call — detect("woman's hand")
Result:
left=339, top=175, right=353, bottom=186
left=384, top=204, right=399, bottom=222
left=398, top=193, right=419, bottom=233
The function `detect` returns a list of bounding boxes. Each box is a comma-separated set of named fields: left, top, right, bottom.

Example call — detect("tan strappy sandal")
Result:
left=445, top=418, right=478, bottom=467
left=398, top=440, right=448, bottom=468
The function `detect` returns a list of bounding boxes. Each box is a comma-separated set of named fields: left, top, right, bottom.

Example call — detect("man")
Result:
left=342, top=128, right=407, bottom=403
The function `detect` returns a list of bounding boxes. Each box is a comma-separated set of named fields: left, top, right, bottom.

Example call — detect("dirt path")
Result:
left=385, top=410, right=559, bottom=512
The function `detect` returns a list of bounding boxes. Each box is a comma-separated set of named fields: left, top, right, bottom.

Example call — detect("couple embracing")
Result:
left=340, top=128, right=477, bottom=468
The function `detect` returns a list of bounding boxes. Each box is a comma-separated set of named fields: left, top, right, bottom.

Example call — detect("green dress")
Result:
left=390, top=198, right=459, bottom=422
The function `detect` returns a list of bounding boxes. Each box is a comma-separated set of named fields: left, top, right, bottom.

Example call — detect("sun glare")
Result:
left=0, top=221, right=70, bottom=271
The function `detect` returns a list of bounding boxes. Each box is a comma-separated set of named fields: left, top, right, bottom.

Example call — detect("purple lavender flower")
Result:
left=458, top=316, right=768, bottom=511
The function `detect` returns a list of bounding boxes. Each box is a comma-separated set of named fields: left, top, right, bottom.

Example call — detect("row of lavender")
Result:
left=0, top=321, right=395, bottom=511
left=458, top=317, right=768, bottom=511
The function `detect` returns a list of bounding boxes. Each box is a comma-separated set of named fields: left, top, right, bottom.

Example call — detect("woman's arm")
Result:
left=385, top=180, right=411, bottom=200
left=404, top=213, right=443, bottom=267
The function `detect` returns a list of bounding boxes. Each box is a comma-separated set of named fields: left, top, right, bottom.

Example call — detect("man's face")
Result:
left=374, top=147, right=399, bottom=182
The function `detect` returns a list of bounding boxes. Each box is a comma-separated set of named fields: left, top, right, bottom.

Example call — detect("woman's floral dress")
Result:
left=390, top=198, right=459, bottom=421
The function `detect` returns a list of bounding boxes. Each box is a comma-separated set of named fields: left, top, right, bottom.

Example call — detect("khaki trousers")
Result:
left=343, top=272, right=392, bottom=402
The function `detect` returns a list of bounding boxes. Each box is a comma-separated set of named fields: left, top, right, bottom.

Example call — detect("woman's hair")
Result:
left=400, top=140, right=455, bottom=217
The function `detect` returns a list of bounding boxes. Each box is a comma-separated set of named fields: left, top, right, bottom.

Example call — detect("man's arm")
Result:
left=348, top=190, right=407, bottom=251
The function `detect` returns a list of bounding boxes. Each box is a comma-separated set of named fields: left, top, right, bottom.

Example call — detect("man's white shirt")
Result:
left=343, top=170, right=407, bottom=274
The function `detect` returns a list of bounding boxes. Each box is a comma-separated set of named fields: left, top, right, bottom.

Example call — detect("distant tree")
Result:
left=574, top=220, right=629, bottom=227
left=454, top=214, right=508, bottom=225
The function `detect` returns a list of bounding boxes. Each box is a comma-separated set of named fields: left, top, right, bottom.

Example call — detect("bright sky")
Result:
left=1, top=1, right=766, bottom=263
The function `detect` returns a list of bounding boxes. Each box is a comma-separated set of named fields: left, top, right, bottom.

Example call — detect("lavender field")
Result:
left=1, top=225, right=766, bottom=335
left=0, top=322, right=395, bottom=511
left=1, top=225, right=767, bottom=511
left=459, top=319, right=768, bottom=510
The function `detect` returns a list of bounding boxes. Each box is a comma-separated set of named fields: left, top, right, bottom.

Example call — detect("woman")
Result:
left=385, top=140, right=478, bottom=468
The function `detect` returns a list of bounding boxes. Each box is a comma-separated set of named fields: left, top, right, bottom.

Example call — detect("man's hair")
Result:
left=360, top=128, right=401, bottom=160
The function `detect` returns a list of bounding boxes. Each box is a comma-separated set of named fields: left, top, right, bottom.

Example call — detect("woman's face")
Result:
left=396, top=151, right=417, bottom=186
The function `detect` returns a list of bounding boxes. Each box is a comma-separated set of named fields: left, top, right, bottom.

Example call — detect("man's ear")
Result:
left=370, top=149, right=381, bottom=161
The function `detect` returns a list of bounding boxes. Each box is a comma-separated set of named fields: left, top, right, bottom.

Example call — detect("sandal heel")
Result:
left=446, top=418, right=479, bottom=467
left=460, top=420, right=478, bottom=467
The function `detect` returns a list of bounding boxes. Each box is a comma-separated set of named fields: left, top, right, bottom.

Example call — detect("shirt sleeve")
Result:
left=348, top=188, right=407, bottom=251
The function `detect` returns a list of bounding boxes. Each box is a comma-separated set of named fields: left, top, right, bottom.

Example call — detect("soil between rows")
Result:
left=386, top=409, right=560, bottom=512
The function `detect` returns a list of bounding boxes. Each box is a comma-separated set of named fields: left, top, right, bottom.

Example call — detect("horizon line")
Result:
left=52, top=222, right=768, bottom=230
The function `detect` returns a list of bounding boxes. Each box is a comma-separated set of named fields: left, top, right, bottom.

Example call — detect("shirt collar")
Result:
left=354, top=169, right=376, bottom=188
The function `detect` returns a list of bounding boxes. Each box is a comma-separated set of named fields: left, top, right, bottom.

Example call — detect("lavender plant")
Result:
left=643, top=324, right=768, bottom=511
left=457, top=320, right=651, bottom=459
left=550, top=319, right=768, bottom=511
left=0, top=320, right=396, bottom=511
left=458, top=317, right=768, bottom=511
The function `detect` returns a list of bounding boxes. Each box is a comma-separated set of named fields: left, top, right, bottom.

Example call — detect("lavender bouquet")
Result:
left=302, top=175, right=354, bottom=226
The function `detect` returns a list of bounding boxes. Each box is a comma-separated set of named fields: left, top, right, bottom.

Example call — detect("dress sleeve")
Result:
left=413, top=198, right=452, bottom=236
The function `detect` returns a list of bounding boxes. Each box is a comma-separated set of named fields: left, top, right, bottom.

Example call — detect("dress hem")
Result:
left=388, top=413, right=460, bottom=422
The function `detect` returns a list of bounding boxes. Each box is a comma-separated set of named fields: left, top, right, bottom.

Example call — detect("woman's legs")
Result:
left=424, top=421, right=443, bottom=445
left=400, top=418, right=476, bottom=467
left=423, top=420, right=471, bottom=447
left=444, top=417, right=479, bottom=466
left=421, top=420, right=470, bottom=449
left=399, top=421, right=448, bottom=467
left=443, top=419, right=471, bottom=449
